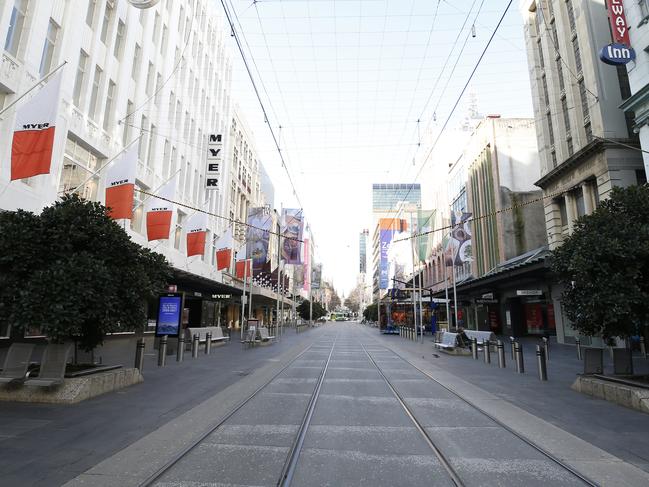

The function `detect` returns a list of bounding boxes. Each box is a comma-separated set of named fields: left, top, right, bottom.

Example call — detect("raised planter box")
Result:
left=0, top=367, right=143, bottom=404
left=572, top=375, right=649, bottom=414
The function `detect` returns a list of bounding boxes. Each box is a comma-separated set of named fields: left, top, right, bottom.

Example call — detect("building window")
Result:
left=566, top=1, right=576, bottom=32
left=114, top=19, right=125, bottom=59
left=567, top=136, right=573, bottom=156
left=147, top=124, right=156, bottom=169
left=161, top=25, right=168, bottom=54
left=558, top=198, right=568, bottom=228
left=86, top=0, right=97, bottom=27
left=546, top=111, right=555, bottom=146
left=174, top=212, right=184, bottom=250
left=551, top=149, right=557, bottom=167
left=146, top=61, right=154, bottom=95
left=579, top=79, right=589, bottom=120
left=641, top=0, right=649, bottom=18
left=153, top=11, right=161, bottom=43
left=154, top=73, right=162, bottom=105
left=4, top=0, right=29, bottom=58
left=131, top=183, right=145, bottom=234
left=132, top=43, right=141, bottom=81
left=162, top=139, right=170, bottom=177
left=541, top=74, right=549, bottom=107
left=572, top=36, right=582, bottom=74
left=557, top=58, right=565, bottom=92
left=561, top=97, right=570, bottom=135
left=39, top=19, right=59, bottom=77
left=100, top=1, right=113, bottom=44
left=123, top=99, right=133, bottom=146
left=89, top=65, right=103, bottom=121
left=584, top=121, right=593, bottom=142
left=575, top=188, right=586, bottom=217
left=73, top=50, right=88, bottom=107
left=138, top=115, right=148, bottom=161
left=58, top=137, right=101, bottom=201
left=103, top=80, right=115, bottom=131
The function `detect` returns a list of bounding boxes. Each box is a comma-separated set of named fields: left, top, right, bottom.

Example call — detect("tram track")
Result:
left=360, top=331, right=599, bottom=487
left=138, top=331, right=338, bottom=487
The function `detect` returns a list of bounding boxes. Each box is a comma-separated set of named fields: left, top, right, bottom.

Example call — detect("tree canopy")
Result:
left=297, top=299, right=327, bottom=321
left=363, top=303, right=378, bottom=322
left=0, top=194, right=172, bottom=350
left=552, top=185, right=649, bottom=340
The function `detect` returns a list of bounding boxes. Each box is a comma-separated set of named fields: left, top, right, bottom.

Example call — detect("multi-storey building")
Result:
left=0, top=0, right=286, bottom=345
left=521, top=0, right=645, bottom=344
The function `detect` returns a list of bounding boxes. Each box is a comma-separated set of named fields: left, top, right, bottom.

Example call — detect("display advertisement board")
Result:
left=155, top=293, right=184, bottom=337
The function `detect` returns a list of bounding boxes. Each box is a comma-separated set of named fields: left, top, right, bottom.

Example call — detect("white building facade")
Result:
left=0, top=0, right=234, bottom=284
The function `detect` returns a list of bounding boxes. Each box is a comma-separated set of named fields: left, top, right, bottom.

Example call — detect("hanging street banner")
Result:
left=215, top=226, right=233, bottom=271
left=246, top=207, right=272, bottom=275
left=186, top=212, right=208, bottom=257
left=303, top=238, right=311, bottom=292
left=145, top=177, right=176, bottom=241
left=281, top=209, right=303, bottom=264
left=311, top=263, right=322, bottom=290
left=415, top=209, right=435, bottom=263
left=105, top=144, right=137, bottom=220
left=378, top=218, right=408, bottom=289
left=444, top=211, right=472, bottom=267
left=11, top=70, right=63, bottom=181
left=293, top=264, right=304, bottom=288
left=205, top=133, right=222, bottom=191
left=388, top=228, right=411, bottom=290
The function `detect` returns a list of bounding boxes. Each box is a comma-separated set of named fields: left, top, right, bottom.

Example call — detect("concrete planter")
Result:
left=572, top=375, right=649, bottom=414
left=0, top=367, right=143, bottom=404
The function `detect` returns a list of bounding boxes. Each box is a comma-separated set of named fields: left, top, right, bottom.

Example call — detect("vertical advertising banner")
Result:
left=606, top=0, right=630, bottom=46
left=246, top=207, right=271, bottom=275
left=311, top=263, right=322, bottom=290
left=186, top=212, right=208, bottom=257
left=105, top=145, right=137, bottom=220
left=303, top=238, right=311, bottom=292
left=281, top=209, right=303, bottom=264
left=378, top=218, right=408, bottom=289
left=444, top=211, right=472, bottom=267
left=205, top=133, right=222, bottom=191
left=416, top=210, right=435, bottom=263
left=145, top=177, right=176, bottom=241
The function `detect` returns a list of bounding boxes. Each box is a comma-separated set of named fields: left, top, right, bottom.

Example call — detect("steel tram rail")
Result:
left=362, top=331, right=598, bottom=487
left=138, top=332, right=338, bottom=487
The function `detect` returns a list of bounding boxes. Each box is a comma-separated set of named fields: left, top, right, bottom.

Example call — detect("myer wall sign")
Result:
left=600, top=0, right=635, bottom=66
left=206, top=134, right=222, bottom=191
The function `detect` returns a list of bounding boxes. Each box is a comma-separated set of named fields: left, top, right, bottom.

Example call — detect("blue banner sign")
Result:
left=156, top=293, right=183, bottom=337
left=599, top=43, right=636, bottom=66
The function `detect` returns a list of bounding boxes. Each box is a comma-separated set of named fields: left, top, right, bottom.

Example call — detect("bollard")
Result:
left=205, top=333, right=211, bottom=355
left=515, top=342, right=524, bottom=374
left=641, top=337, right=647, bottom=359
left=576, top=337, right=582, bottom=360
left=510, top=336, right=516, bottom=361
left=483, top=340, right=491, bottom=364
left=158, top=335, right=168, bottom=367
left=192, top=334, right=199, bottom=358
left=497, top=340, right=506, bottom=368
left=471, top=338, right=478, bottom=360
left=177, top=335, right=185, bottom=362
left=134, top=338, right=145, bottom=371
left=536, top=344, right=547, bottom=381
left=399, top=327, right=402, bottom=338
left=542, top=337, right=549, bottom=362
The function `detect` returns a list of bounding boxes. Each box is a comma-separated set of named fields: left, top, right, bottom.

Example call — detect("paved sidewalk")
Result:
left=0, top=326, right=328, bottom=487
left=372, top=328, right=649, bottom=474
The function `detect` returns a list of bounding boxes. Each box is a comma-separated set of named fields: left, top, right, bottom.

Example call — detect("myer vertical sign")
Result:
left=600, top=0, right=635, bottom=66
left=206, top=134, right=222, bottom=190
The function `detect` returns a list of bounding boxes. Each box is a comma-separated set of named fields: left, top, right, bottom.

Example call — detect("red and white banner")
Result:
left=105, top=145, right=137, bottom=220
left=607, top=0, right=630, bottom=46
left=11, top=71, right=63, bottom=180
left=186, top=212, right=208, bottom=257
left=145, top=178, right=175, bottom=241
left=215, top=227, right=233, bottom=270
left=235, top=244, right=251, bottom=279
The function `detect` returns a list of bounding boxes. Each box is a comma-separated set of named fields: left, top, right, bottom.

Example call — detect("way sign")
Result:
left=599, top=43, right=636, bottom=66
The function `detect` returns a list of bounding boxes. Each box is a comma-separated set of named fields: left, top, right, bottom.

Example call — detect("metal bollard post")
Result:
left=192, top=334, right=199, bottom=358
left=158, top=335, right=167, bottom=367
left=542, top=337, right=549, bottom=362
left=515, top=342, right=524, bottom=373
left=497, top=340, right=506, bottom=368
left=510, top=336, right=516, bottom=361
left=471, top=338, right=478, bottom=360
left=134, top=338, right=145, bottom=371
left=576, top=337, right=582, bottom=360
left=536, top=345, right=547, bottom=381
left=483, top=340, right=491, bottom=364
left=641, top=337, right=647, bottom=359
left=205, top=333, right=211, bottom=355
left=177, top=336, right=185, bottom=362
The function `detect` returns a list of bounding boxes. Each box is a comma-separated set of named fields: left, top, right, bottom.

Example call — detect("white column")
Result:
left=564, top=193, right=576, bottom=235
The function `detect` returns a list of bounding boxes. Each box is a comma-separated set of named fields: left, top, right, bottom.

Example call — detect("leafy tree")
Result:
left=329, top=291, right=341, bottom=310
left=552, top=185, right=649, bottom=340
left=345, top=283, right=363, bottom=313
left=297, top=299, right=326, bottom=321
left=0, top=194, right=172, bottom=351
left=363, top=303, right=378, bottom=322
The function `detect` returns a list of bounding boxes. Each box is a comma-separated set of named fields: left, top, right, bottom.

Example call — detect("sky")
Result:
left=225, top=0, right=534, bottom=296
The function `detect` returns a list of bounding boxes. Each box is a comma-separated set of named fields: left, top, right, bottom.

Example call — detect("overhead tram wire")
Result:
left=380, top=0, right=515, bottom=246
left=219, top=0, right=304, bottom=210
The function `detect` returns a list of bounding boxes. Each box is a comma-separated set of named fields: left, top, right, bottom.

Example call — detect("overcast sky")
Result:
left=227, top=0, right=534, bottom=296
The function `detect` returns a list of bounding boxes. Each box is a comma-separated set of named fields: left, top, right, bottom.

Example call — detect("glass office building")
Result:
left=372, top=184, right=421, bottom=211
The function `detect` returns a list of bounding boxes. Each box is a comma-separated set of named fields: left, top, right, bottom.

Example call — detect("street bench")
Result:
left=434, top=332, right=459, bottom=351
left=258, top=327, right=275, bottom=343
left=464, top=330, right=496, bottom=344
left=185, top=326, right=229, bottom=349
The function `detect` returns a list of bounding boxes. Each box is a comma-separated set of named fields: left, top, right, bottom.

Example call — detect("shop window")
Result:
left=575, top=188, right=586, bottom=217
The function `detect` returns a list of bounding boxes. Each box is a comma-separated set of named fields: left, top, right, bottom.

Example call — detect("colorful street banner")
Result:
left=303, top=238, right=310, bottom=292
left=105, top=145, right=137, bottom=220
left=235, top=243, right=251, bottom=280
left=415, top=210, right=435, bottom=262
left=186, top=212, right=208, bottom=257
left=246, top=207, right=272, bottom=275
left=378, top=218, right=408, bottom=289
left=444, top=211, right=473, bottom=267
left=145, top=177, right=176, bottom=241
left=281, top=209, right=303, bottom=264
left=311, top=263, right=322, bottom=290
left=11, top=70, right=63, bottom=180
left=215, top=226, right=233, bottom=271
left=293, top=264, right=304, bottom=288
left=388, top=229, right=411, bottom=290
